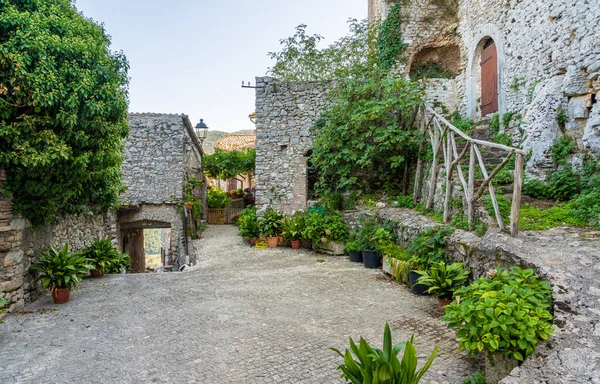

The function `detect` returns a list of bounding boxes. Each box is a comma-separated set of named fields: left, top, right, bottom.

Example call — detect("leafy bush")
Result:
left=0, top=0, right=129, bottom=226
left=395, top=195, right=416, bottom=209
left=450, top=113, right=475, bottom=136
left=443, top=267, right=554, bottom=361
left=568, top=190, right=600, bottom=229
left=82, top=237, right=120, bottom=272
left=415, top=262, right=470, bottom=299
left=282, top=212, right=306, bottom=241
left=519, top=204, right=587, bottom=230
left=30, top=244, right=94, bottom=292
left=410, top=61, right=454, bottom=79
left=550, top=136, right=577, bottom=166
left=207, top=188, right=233, bottom=209
left=303, top=210, right=349, bottom=243
left=522, top=178, right=553, bottom=199
left=381, top=243, right=410, bottom=284
left=405, top=226, right=453, bottom=269
left=105, top=253, right=131, bottom=274
left=330, top=322, right=438, bottom=384
left=238, top=206, right=260, bottom=240
left=354, top=216, right=395, bottom=251
left=547, top=166, right=581, bottom=202
left=344, top=239, right=362, bottom=253
left=258, top=208, right=285, bottom=237
left=492, top=133, right=512, bottom=147
left=489, top=114, right=500, bottom=136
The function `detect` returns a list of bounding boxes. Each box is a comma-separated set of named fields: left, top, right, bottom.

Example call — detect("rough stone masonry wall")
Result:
left=254, top=77, right=331, bottom=215
left=124, top=114, right=187, bottom=204
left=344, top=207, right=600, bottom=383
left=372, top=0, right=600, bottom=178
left=0, top=170, right=116, bottom=313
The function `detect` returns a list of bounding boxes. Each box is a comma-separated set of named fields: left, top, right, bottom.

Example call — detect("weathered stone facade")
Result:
left=345, top=207, right=600, bottom=383
left=120, top=113, right=204, bottom=269
left=254, top=77, right=331, bottom=214
left=370, top=0, right=600, bottom=178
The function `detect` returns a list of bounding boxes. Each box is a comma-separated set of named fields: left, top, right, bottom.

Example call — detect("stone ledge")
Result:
left=343, top=207, right=600, bottom=383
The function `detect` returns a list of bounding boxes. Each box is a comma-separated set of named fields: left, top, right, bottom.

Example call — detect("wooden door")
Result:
left=480, top=41, right=498, bottom=116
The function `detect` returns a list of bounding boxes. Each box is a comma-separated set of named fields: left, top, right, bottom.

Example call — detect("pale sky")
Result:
left=74, top=0, right=367, bottom=133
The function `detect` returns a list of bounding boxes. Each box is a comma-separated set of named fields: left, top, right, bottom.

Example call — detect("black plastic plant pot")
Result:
left=409, top=270, right=429, bottom=296
left=349, top=250, right=363, bottom=263
left=362, top=250, right=381, bottom=269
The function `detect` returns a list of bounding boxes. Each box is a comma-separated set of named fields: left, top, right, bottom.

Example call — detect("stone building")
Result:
left=254, top=77, right=330, bottom=214
left=368, top=0, right=600, bottom=177
left=119, top=113, right=204, bottom=272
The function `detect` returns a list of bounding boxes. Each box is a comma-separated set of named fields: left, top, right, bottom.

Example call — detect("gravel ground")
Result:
left=0, top=225, right=479, bottom=383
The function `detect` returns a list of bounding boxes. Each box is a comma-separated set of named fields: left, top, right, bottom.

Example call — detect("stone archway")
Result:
left=467, top=25, right=506, bottom=120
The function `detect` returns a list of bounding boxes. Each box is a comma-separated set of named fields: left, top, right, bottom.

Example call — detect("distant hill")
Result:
left=203, top=129, right=255, bottom=154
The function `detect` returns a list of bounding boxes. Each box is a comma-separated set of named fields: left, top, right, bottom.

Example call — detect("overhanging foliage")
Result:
left=0, top=0, right=129, bottom=226
left=202, top=148, right=256, bottom=181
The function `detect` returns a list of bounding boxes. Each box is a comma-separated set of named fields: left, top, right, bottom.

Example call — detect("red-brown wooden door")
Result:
left=480, top=41, right=498, bottom=116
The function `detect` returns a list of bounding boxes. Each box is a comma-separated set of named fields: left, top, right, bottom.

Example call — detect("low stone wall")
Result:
left=0, top=170, right=116, bottom=312
left=344, top=207, right=600, bottom=383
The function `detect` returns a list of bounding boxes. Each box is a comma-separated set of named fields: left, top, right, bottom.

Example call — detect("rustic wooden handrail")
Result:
left=416, top=105, right=525, bottom=236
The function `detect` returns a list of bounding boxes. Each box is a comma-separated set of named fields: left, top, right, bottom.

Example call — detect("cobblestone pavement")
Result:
left=0, top=225, right=479, bottom=383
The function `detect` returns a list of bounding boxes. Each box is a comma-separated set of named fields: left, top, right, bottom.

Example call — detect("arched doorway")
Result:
left=480, top=38, right=498, bottom=116
left=466, top=25, right=505, bottom=120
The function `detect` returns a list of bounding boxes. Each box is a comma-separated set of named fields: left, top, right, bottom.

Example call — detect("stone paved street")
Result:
left=0, top=225, right=479, bottom=383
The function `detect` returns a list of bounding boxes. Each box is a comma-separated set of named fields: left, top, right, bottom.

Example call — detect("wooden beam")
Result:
left=510, top=153, right=524, bottom=236
left=473, top=145, right=504, bottom=229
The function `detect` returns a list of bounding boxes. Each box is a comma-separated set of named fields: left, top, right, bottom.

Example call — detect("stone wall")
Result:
left=371, top=0, right=600, bottom=178
left=254, top=76, right=331, bottom=214
left=343, top=207, right=600, bottom=383
left=0, top=169, right=116, bottom=312
left=124, top=114, right=188, bottom=204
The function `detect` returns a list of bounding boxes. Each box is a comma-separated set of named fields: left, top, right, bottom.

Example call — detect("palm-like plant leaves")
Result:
left=30, top=244, right=94, bottom=291
left=331, top=322, right=437, bottom=383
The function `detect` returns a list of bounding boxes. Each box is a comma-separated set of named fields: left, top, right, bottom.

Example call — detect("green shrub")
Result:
left=30, top=244, right=94, bottom=292
left=354, top=216, right=396, bottom=251
left=522, top=178, right=553, bottom=199
left=489, top=114, right=500, bottom=136
left=443, top=267, right=554, bottom=361
left=238, top=206, right=260, bottom=240
left=207, top=188, right=233, bottom=209
left=395, top=195, right=415, bottom=209
left=258, top=208, right=285, bottom=237
left=82, top=237, right=119, bottom=272
left=303, top=210, right=349, bottom=243
left=405, top=226, right=453, bottom=269
left=415, top=262, right=470, bottom=299
left=282, top=212, right=306, bottom=241
left=331, top=322, right=438, bottom=384
left=550, top=136, right=576, bottom=165
left=105, top=253, right=131, bottom=274
left=519, top=204, right=587, bottom=230
left=451, top=112, right=475, bottom=136
left=567, top=190, right=600, bottom=229
left=492, top=133, right=512, bottom=147
left=547, top=166, right=581, bottom=202
left=494, top=169, right=513, bottom=185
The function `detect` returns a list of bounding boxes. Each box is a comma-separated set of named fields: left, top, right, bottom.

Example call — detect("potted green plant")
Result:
left=360, top=227, right=393, bottom=269
left=443, top=267, right=554, bottom=384
left=380, top=243, right=410, bottom=284
left=104, top=253, right=132, bottom=274
left=344, top=239, right=362, bottom=262
left=303, top=210, right=349, bottom=255
left=415, top=261, right=470, bottom=311
left=82, top=237, right=119, bottom=277
left=30, top=244, right=94, bottom=304
left=258, top=208, right=284, bottom=248
left=282, top=212, right=305, bottom=249
left=237, top=206, right=259, bottom=244
left=330, top=322, right=438, bottom=383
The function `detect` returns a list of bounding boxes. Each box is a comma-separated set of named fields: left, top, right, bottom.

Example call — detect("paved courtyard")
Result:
left=0, top=225, right=479, bottom=383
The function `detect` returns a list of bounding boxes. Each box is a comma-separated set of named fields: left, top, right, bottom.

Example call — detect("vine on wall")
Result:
left=378, top=3, right=407, bottom=72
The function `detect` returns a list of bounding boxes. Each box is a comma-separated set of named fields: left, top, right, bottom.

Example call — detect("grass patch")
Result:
left=519, top=204, right=587, bottom=230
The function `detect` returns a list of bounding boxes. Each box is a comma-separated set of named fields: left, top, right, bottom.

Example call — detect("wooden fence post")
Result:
left=510, top=153, right=524, bottom=236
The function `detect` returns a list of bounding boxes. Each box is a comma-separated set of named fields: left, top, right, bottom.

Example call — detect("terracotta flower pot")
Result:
left=290, top=240, right=301, bottom=249
left=185, top=202, right=193, bottom=210
left=267, top=237, right=279, bottom=248
left=90, top=268, right=104, bottom=278
left=438, top=298, right=453, bottom=312
left=249, top=238, right=256, bottom=246
left=52, top=288, right=70, bottom=304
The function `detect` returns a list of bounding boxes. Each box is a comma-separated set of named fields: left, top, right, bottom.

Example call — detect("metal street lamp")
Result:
left=195, top=119, right=209, bottom=142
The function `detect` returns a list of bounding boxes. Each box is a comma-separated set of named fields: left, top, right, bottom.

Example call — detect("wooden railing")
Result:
left=413, top=106, right=527, bottom=236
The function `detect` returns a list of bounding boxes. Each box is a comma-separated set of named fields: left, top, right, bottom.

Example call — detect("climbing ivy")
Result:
left=0, top=0, right=129, bottom=226
left=378, top=3, right=407, bottom=72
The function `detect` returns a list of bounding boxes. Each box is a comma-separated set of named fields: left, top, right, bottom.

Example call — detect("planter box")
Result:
left=317, top=240, right=345, bottom=255
left=382, top=257, right=393, bottom=276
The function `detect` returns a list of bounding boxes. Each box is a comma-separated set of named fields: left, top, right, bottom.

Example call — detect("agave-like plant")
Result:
left=30, top=244, right=94, bottom=292
left=331, top=322, right=438, bottom=384
left=415, top=262, right=470, bottom=299
left=82, top=237, right=119, bottom=272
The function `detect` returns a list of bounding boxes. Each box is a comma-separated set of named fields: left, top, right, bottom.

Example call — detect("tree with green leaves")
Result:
left=0, top=0, right=129, bottom=226
left=203, top=148, right=256, bottom=184
left=267, top=3, right=424, bottom=196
